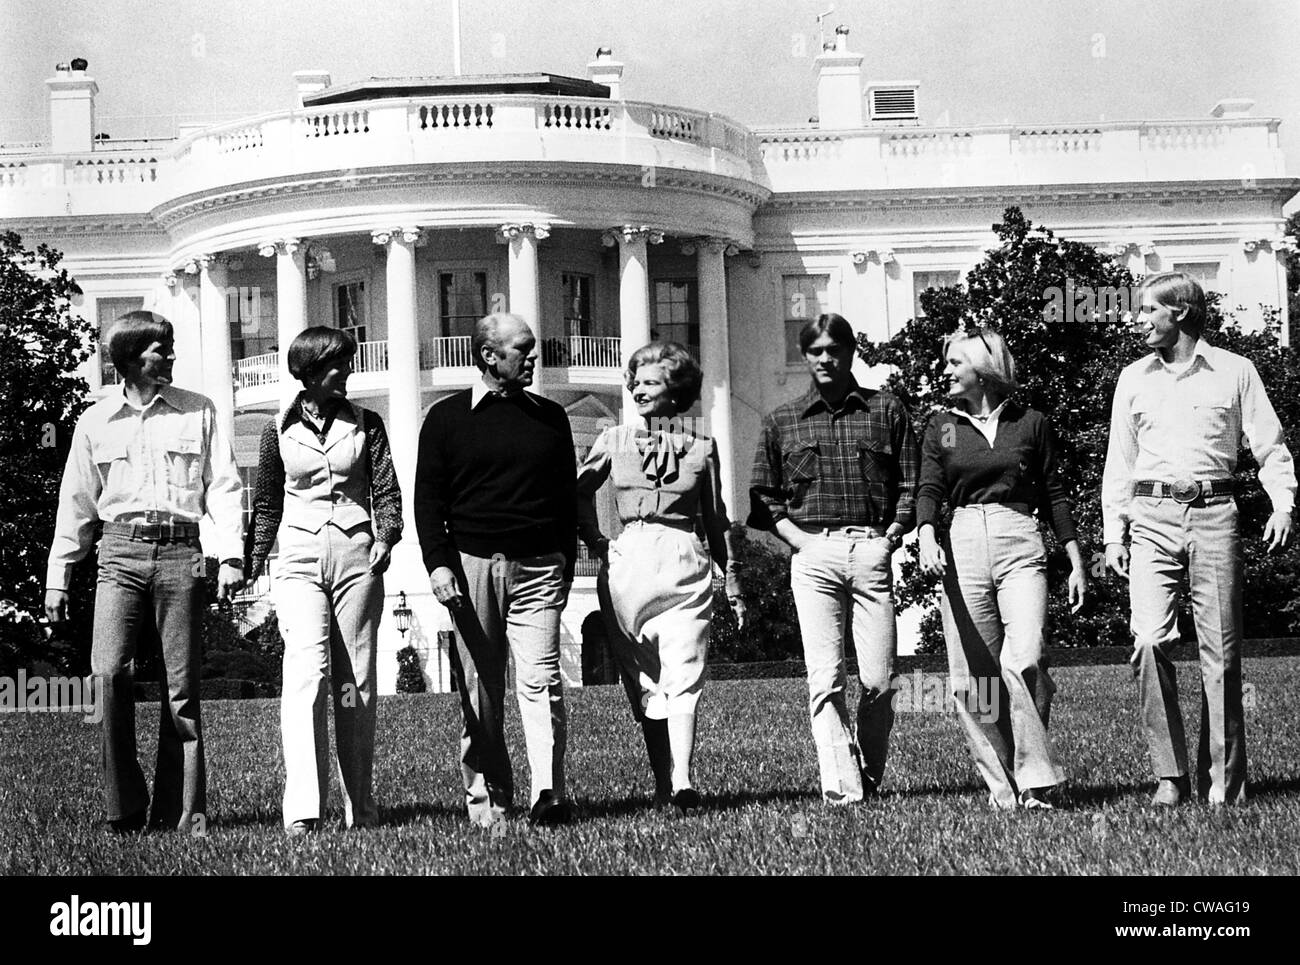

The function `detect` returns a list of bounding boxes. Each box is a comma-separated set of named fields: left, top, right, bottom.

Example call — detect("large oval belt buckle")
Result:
left=1170, top=478, right=1201, bottom=504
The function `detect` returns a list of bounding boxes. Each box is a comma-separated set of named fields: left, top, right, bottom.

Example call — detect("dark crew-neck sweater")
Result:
left=414, top=388, right=577, bottom=580
left=915, top=402, right=1078, bottom=543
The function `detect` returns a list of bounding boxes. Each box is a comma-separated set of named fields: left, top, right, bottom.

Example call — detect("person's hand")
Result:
left=918, top=527, right=945, bottom=578
left=217, top=563, right=244, bottom=603
left=368, top=539, right=392, bottom=575
left=1067, top=565, right=1088, bottom=614
left=44, top=588, right=68, bottom=625
left=1263, top=511, right=1293, bottom=553
left=430, top=566, right=465, bottom=608
left=1105, top=542, right=1130, bottom=580
left=729, top=595, right=748, bottom=631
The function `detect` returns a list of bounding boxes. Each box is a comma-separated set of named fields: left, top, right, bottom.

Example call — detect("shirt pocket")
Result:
left=166, top=436, right=204, bottom=489
left=783, top=442, right=819, bottom=508
left=857, top=439, right=894, bottom=486
left=1190, top=394, right=1236, bottom=450
left=91, top=436, right=132, bottom=491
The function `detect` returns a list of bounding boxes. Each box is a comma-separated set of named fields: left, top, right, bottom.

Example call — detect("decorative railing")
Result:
left=883, top=130, right=975, bottom=157
left=0, top=161, right=25, bottom=188
left=233, top=351, right=278, bottom=389
left=355, top=339, right=389, bottom=374
left=760, top=133, right=843, bottom=163
left=68, top=155, right=159, bottom=184
left=415, top=102, right=494, bottom=130
left=1140, top=123, right=1229, bottom=152
left=300, top=108, right=370, bottom=138
left=541, top=100, right=612, bottom=131
left=1013, top=127, right=1102, bottom=154
left=420, top=335, right=475, bottom=369
left=542, top=335, right=622, bottom=368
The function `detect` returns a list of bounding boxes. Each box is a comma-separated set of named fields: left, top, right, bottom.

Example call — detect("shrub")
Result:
left=710, top=525, right=803, bottom=662
left=396, top=645, right=427, bottom=693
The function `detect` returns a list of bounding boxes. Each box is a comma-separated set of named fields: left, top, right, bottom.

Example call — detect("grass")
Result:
left=2, top=657, right=1299, bottom=875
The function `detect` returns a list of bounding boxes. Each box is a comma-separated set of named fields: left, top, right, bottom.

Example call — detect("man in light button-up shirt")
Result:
left=1103, top=273, right=1295, bottom=807
left=44, top=311, right=244, bottom=834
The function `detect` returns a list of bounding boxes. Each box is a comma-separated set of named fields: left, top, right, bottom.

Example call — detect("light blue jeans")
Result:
left=92, top=533, right=205, bottom=829
left=940, top=504, right=1063, bottom=809
left=789, top=528, right=896, bottom=803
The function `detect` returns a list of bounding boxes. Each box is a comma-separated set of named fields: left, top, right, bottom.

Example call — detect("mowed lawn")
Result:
left=2, top=657, right=1299, bottom=875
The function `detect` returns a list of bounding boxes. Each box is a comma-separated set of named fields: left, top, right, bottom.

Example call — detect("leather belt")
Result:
left=103, top=519, right=201, bottom=542
left=796, top=523, right=888, bottom=538
left=1133, top=478, right=1234, bottom=504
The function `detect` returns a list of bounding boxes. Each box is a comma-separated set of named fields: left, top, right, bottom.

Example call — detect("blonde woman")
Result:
left=576, top=341, right=744, bottom=814
left=916, top=329, right=1087, bottom=810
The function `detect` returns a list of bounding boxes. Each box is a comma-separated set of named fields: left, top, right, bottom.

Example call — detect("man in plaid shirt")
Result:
left=749, top=313, right=920, bottom=803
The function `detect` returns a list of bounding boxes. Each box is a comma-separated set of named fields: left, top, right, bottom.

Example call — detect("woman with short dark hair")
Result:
left=247, top=325, right=402, bottom=835
left=576, top=341, right=745, bottom=814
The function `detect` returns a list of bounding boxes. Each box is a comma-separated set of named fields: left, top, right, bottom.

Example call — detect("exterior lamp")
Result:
left=393, top=591, right=412, bottom=637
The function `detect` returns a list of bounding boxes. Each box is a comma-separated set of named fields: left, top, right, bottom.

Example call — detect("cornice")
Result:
left=152, top=162, right=773, bottom=230
left=758, top=178, right=1300, bottom=214
left=0, top=214, right=164, bottom=236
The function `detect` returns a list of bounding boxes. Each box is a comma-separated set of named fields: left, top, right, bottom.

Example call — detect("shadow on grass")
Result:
left=575, top=787, right=820, bottom=819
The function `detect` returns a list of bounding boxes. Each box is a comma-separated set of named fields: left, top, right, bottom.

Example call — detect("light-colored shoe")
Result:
left=1151, top=777, right=1190, bottom=807
left=286, top=819, right=317, bottom=837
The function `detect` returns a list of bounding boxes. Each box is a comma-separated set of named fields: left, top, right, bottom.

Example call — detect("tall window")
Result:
left=439, top=271, right=489, bottom=338
left=562, top=273, right=594, bottom=337
left=912, top=270, right=962, bottom=319
left=652, top=278, right=698, bottom=355
left=1173, top=262, right=1221, bottom=293
left=228, top=286, right=277, bottom=360
left=334, top=280, right=368, bottom=343
left=782, top=274, right=830, bottom=365
left=96, top=296, right=146, bottom=387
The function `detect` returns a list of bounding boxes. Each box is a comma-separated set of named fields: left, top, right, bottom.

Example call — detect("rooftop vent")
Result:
left=867, top=84, right=919, bottom=124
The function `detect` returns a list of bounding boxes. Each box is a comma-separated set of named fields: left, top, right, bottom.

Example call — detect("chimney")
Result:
left=46, top=58, right=98, bottom=153
left=1211, top=98, right=1255, bottom=119
left=814, top=25, right=864, bottom=130
left=293, top=70, right=332, bottom=107
left=587, top=47, right=624, bottom=99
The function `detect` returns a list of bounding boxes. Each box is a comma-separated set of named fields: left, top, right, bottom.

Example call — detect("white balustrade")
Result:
left=68, top=155, right=159, bottom=184
left=415, top=102, right=494, bottom=130
left=883, top=131, right=975, bottom=157
left=563, top=335, right=621, bottom=368
left=233, top=351, right=279, bottom=388
left=300, top=108, right=370, bottom=138
left=1141, top=123, right=1229, bottom=152
left=1013, top=127, right=1102, bottom=154
left=0, top=162, right=25, bottom=188
left=354, top=339, right=389, bottom=374
left=216, top=124, right=264, bottom=154
left=420, top=336, right=475, bottom=368
left=541, top=100, right=612, bottom=131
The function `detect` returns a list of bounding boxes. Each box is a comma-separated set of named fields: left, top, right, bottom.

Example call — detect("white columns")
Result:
left=689, top=237, right=738, bottom=510
left=260, top=237, right=307, bottom=409
left=165, top=270, right=205, bottom=394
left=604, top=225, right=663, bottom=422
left=196, top=254, right=235, bottom=437
left=372, top=227, right=423, bottom=532
left=500, top=222, right=549, bottom=393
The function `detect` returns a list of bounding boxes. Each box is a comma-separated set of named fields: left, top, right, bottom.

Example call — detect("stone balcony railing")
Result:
left=232, top=334, right=622, bottom=392
left=0, top=94, right=765, bottom=219
left=755, top=117, right=1287, bottom=192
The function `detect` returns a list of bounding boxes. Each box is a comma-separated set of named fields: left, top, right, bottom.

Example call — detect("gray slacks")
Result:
left=448, top=550, right=567, bottom=823
left=1129, top=496, right=1246, bottom=804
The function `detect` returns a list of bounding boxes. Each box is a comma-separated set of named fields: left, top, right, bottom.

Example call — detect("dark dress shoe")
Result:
left=108, top=809, right=147, bottom=834
left=529, top=790, right=571, bottom=826
left=671, top=788, right=702, bottom=816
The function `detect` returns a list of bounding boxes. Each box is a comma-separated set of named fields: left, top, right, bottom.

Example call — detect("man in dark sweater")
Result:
left=414, top=313, right=577, bottom=827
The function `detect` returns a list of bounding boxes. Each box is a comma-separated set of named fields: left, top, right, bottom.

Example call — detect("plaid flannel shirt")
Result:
left=748, top=381, right=920, bottom=532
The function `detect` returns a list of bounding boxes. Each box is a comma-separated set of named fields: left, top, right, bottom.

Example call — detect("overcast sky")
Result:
left=2, top=0, right=1297, bottom=206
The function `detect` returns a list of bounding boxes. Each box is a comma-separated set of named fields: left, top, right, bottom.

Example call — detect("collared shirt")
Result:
left=46, top=384, right=244, bottom=589
left=1102, top=339, right=1297, bottom=544
left=245, top=394, right=403, bottom=579
left=952, top=399, right=1008, bottom=447
left=748, top=380, right=920, bottom=531
left=470, top=378, right=538, bottom=410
